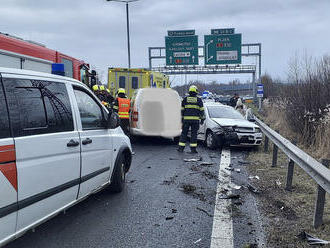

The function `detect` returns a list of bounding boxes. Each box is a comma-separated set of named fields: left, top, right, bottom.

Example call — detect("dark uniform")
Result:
left=178, top=89, right=205, bottom=153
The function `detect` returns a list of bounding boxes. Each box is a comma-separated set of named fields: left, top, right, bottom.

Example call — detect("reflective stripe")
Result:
left=200, top=107, right=204, bottom=111
left=118, top=112, right=129, bottom=119
left=187, top=97, right=197, bottom=103
left=183, top=116, right=200, bottom=120
left=184, top=104, right=200, bottom=109
left=190, top=143, right=197, bottom=147
left=179, top=142, right=185, bottom=146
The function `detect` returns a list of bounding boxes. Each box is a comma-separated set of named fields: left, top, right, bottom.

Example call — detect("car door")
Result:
left=72, top=85, right=113, bottom=198
left=198, top=106, right=208, bottom=140
left=0, top=77, right=17, bottom=243
left=2, top=76, right=81, bottom=231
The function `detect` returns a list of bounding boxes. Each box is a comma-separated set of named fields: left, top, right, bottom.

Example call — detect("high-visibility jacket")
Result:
left=181, top=95, right=205, bottom=122
left=113, top=97, right=130, bottom=119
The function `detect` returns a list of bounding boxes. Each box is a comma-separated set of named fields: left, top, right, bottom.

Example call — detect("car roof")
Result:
left=203, top=102, right=231, bottom=108
left=0, top=67, right=79, bottom=84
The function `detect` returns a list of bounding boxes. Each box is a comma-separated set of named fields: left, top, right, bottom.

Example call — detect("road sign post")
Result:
left=165, top=30, right=198, bottom=66
left=257, top=83, right=264, bottom=111
left=204, top=33, right=241, bottom=65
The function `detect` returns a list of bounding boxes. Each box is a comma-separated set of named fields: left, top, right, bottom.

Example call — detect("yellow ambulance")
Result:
left=107, top=68, right=170, bottom=98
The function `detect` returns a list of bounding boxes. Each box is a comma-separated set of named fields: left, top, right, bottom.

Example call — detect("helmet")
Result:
left=99, top=85, right=106, bottom=91
left=189, top=85, right=198, bottom=93
left=118, top=88, right=126, bottom=94
left=92, top=85, right=99, bottom=91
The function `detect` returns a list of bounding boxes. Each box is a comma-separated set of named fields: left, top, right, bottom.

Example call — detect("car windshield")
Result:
left=207, top=106, right=244, bottom=120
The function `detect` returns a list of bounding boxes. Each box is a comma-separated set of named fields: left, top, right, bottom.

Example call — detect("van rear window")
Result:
left=132, top=77, right=138, bottom=89
left=0, top=82, right=11, bottom=139
left=3, top=78, right=74, bottom=137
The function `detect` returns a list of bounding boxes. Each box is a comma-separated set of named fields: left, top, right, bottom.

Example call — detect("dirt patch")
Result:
left=247, top=146, right=330, bottom=248
left=202, top=170, right=218, bottom=180
left=180, top=183, right=207, bottom=202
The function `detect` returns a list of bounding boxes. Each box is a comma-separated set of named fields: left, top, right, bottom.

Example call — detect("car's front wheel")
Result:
left=205, top=130, right=217, bottom=149
left=109, top=154, right=126, bottom=193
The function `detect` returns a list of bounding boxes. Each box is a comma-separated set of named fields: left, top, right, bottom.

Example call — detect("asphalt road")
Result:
left=5, top=138, right=265, bottom=248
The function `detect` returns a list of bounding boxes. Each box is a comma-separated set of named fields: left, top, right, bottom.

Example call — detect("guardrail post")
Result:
left=272, top=130, right=279, bottom=167
left=264, top=136, right=269, bottom=153
left=286, top=159, right=295, bottom=191
left=285, top=141, right=296, bottom=191
left=313, top=159, right=330, bottom=229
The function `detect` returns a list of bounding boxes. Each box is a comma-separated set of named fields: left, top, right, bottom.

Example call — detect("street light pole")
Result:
left=106, top=0, right=139, bottom=69
left=126, top=2, right=131, bottom=69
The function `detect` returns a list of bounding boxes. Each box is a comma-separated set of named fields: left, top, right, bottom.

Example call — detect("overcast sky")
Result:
left=1, top=0, right=329, bottom=85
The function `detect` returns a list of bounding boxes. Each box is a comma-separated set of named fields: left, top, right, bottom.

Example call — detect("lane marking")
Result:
left=210, top=149, right=234, bottom=248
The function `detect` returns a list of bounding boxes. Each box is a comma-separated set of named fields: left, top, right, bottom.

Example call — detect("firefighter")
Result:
left=113, top=88, right=130, bottom=136
left=178, top=85, right=205, bottom=153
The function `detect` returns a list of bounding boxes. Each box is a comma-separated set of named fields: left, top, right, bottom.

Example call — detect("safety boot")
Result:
left=190, top=147, right=198, bottom=154
left=177, top=146, right=184, bottom=153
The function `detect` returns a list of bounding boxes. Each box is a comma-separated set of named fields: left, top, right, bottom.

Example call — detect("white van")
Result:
left=130, top=88, right=181, bottom=139
left=0, top=67, right=132, bottom=247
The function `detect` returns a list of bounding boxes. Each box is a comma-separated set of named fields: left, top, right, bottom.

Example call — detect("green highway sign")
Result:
left=168, top=30, right=195, bottom=36
left=211, top=28, right=235, bottom=35
left=165, top=35, right=199, bottom=65
left=204, top=33, right=241, bottom=65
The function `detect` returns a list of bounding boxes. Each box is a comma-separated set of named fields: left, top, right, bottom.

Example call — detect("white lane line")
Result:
left=210, top=149, right=234, bottom=248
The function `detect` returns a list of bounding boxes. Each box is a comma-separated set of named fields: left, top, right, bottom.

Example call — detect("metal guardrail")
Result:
left=254, top=116, right=330, bottom=228
left=255, top=117, right=330, bottom=193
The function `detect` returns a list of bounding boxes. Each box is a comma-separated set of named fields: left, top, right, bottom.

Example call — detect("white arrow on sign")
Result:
left=192, top=55, right=195, bottom=63
left=206, top=40, right=214, bottom=62
left=169, top=56, right=173, bottom=64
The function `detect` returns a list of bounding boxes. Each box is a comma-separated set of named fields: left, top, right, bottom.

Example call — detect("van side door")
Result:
left=2, top=77, right=81, bottom=232
left=0, top=76, right=17, bottom=243
left=72, top=85, right=113, bottom=198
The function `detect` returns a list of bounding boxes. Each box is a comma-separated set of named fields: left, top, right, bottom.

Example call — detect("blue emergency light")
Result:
left=52, top=63, right=65, bottom=76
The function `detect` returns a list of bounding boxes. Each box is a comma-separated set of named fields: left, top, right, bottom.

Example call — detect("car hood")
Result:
left=211, top=118, right=257, bottom=128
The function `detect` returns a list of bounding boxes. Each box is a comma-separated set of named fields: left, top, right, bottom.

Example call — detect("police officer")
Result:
left=178, top=85, right=205, bottom=153
left=113, top=88, right=130, bottom=136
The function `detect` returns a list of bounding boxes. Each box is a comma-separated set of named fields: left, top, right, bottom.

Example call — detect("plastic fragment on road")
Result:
left=298, top=231, right=330, bottom=245
left=194, top=238, right=202, bottom=244
left=238, top=160, right=250, bottom=165
left=196, top=207, right=213, bottom=217
left=184, top=157, right=202, bottom=162
left=275, top=179, right=282, bottom=186
left=166, top=216, right=174, bottom=220
left=200, top=162, right=214, bottom=166
left=169, top=157, right=179, bottom=160
left=219, top=194, right=240, bottom=199
left=228, top=183, right=242, bottom=190
left=248, top=176, right=260, bottom=180
left=247, top=184, right=260, bottom=194
left=132, top=152, right=136, bottom=155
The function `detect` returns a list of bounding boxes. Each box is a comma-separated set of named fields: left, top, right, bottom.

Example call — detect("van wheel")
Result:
left=109, top=154, right=126, bottom=193
left=205, top=131, right=217, bottom=150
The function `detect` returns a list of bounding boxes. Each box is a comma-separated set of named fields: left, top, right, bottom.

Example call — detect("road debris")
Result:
left=131, top=152, right=136, bottom=155
left=298, top=231, right=330, bottom=245
left=172, top=208, right=177, bottom=214
left=128, top=180, right=136, bottom=183
left=229, top=183, right=242, bottom=190
left=181, top=184, right=197, bottom=193
left=219, top=194, right=240, bottom=199
left=199, top=162, right=214, bottom=166
left=193, top=238, right=202, bottom=244
left=169, top=157, right=179, bottom=160
left=184, top=157, right=203, bottom=162
left=247, top=184, right=260, bottom=194
left=167, top=201, right=175, bottom=204
left=196, top=207, right=213, bottom=217
left=275, top=179, right=282, bottom=187
left=238, top=160, right=251, bottom=165
left=248, top=176, right=260, bottom=180
left=165, top=216, right=174, bottom=220
left=147, top=166, right=151, bottom=169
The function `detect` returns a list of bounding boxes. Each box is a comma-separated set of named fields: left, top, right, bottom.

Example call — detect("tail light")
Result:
left=132, top=111, right=138, bottom=122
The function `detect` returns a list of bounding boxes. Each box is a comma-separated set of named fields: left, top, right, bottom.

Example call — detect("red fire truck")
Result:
left=0, top=32, right=90, bottom=84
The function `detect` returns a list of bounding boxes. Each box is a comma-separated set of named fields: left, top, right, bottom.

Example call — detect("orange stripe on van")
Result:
left=0, top=162, right=18, bottom=191
left=0, top=144, right=15, bottom=152
left=0, top=149, right=16, bottom=164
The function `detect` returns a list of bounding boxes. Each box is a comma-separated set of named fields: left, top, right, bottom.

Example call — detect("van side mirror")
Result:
left=107, top=112, right=120, bottom=129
